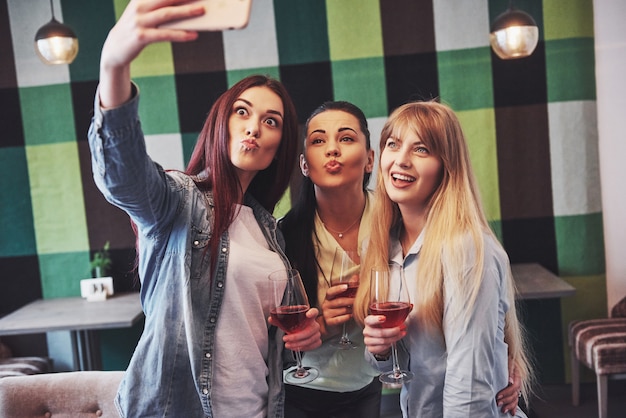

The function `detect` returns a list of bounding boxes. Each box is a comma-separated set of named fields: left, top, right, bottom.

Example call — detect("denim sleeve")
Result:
left=87, top=83, right=182, bottom=238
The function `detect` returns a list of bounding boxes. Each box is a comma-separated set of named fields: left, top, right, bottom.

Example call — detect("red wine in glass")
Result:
left=369, top=302, right=412, bottom=328
left=270, top=305, right=309, bottom=333
left=370, top=265, right=414, bottom=384
left=330, top=248, right=360, bottom=350
left=335, top=283, right=359, bottom=299
left=269, top=268, right=319, bottom=384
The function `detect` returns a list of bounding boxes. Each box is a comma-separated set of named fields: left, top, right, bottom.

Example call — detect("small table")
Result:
left=511, top=263, right=576, bottom=385
left=0, top=292, right=143, bottom=371
left=511, top=263, right=576, bottom=299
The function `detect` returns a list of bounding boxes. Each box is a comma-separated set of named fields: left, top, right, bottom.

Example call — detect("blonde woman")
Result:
left=354, top=101, right=533, bottom=417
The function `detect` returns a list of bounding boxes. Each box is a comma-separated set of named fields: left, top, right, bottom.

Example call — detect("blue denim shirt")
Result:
left=88, top=85, right=288, bottom=417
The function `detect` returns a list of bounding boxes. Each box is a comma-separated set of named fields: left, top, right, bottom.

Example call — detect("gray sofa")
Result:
left=0, top=370, right=124, bottom=417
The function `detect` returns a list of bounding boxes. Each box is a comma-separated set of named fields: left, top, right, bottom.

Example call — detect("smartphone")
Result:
left=159, top=0, right=253, bottom=31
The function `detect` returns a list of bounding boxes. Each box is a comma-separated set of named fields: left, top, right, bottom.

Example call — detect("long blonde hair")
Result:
left=353, top=100, right=534, bottom=401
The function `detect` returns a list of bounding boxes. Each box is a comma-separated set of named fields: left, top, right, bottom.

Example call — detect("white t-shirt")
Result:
left=212, top=205, right=284, bottom=418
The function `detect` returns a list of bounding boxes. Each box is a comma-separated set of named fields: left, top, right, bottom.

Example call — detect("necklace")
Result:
left=321, top=214, right=361, bottom=239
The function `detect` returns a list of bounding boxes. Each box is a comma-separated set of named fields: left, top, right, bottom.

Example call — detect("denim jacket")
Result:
left=88, top=85, right=288, bottom=417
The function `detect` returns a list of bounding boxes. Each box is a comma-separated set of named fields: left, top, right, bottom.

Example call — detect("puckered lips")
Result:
left=240, top=138, right=259, bottom=152
left=324, top=159, right=342, bottom=174
left=390, top=171, right=416, bottom=187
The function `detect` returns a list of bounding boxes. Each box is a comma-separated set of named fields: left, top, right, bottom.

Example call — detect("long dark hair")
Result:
left=279, top=101, right=370, bottom=306
left=186, top=75, right=299, bottom=271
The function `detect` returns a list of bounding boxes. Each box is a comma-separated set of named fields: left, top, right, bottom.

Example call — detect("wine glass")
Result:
left=330, top=248, right=360, bottom=349
left=370, top=264, right=414, bottom=384
left=269, top=268, right=319, bottom=384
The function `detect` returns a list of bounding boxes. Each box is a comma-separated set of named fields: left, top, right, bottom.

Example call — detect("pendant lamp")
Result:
left=490, top=1, right=538, bottom=60
left=35, top=0, right=79, bottom=65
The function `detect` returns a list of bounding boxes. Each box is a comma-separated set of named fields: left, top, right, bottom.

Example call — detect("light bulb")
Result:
left=490, top=25, right=539, bottom=59
left=490, top=7, right=539, bottom=60
left=34, top=18, right=79, bottom=65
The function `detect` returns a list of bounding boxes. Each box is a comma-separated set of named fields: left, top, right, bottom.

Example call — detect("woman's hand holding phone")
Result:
left=158, top=0, right=252, bottom=31
left=99, top=0, right=204, bottom=108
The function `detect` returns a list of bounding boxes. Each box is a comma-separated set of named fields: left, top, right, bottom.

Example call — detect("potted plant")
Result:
left=82, top=241, right=114, bottom=301
left=90, top=241, right=112, bottom=278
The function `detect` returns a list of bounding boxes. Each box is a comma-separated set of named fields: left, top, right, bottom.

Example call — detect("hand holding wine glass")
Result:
left=328, top=248, right=360, bottom=349
left=367, top=264, right=414, bottom=384
left=269, top=268, right=320, bottom=384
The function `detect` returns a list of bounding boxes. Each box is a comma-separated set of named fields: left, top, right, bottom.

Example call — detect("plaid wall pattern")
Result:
left=1, top=0, right=603, bottom=381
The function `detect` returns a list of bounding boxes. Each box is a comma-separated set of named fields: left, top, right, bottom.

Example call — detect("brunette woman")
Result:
left=279, top=101, right=380, bottom=417
left=88, top=1, right=320, bottom=416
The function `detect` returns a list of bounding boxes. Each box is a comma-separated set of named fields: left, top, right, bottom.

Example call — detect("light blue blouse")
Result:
left=369, top=230, right=527, bottom=418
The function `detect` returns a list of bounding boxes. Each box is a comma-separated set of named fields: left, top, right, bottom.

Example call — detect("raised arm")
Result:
left=99, top=0, right=204, bottom=108
left=89, top=1, right=208, bottom=235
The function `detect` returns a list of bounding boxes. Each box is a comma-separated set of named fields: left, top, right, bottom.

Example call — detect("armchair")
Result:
left=0, top=338, right=50, bottom=378
left=0, top=370, right=124, bottom=417
left=569, top=295, right=626, bottom=418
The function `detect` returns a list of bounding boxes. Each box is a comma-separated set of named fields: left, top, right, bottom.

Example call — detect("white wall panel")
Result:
left=8, top=0, right=71, bottom=87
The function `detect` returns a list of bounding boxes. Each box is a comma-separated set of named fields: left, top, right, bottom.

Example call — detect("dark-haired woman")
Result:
left=279, top=101, right=380, bottom=418
left=87, top=1, right=320, bottom=417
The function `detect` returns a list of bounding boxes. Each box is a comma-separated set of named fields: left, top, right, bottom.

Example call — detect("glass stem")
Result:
left=391, top=342, right=402, bottom=378
left=341, top=323, right=349, bottom=342
left=293, top=350, right=309, bottom=378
